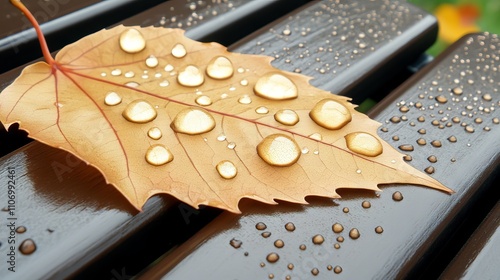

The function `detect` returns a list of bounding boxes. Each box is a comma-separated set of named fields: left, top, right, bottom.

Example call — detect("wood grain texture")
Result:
left=440, top=201, right=500, bottom=280
left=138, top=33, right=500, bottom=279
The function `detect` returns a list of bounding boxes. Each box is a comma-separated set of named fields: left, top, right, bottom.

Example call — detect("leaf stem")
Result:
left=10, top=0, right=55, bottom=65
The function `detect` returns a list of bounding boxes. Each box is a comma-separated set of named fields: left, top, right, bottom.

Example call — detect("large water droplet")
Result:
left=122, top=100, right=157, bottom=123
left=284, top=222, right=295, bottom=232
left=344, top=132, right=383, bottom=157
left=145, top=55, right=159, bottom=68
left=310, top=99, right=352, bottom=130
left=216, top=160, right=237, bottom=179
left=254, top=73, right=298, bottom=100
left=104, top=91, right=122, bottom=106
left=171, top=107, right=216, bottom=135
left=349, top=228, right=360, bottom=239
left=312, top=234, right=324, bottom=244
left=257, top=134, right=301, bottom=167
left=332, top=223, right=344, bottom=233
left=119, top=28, right=146, bottom=53
left=147, top=127, right=162, bottom=140
left=145, top=144, right=174, bottom=166
left=274, top=109, right=299, bottom=126
left=267, top=252, right=279, bottom=263
left=274, top=239, right=285, bottom=248
left=171, top=43, right=187, bottom=58
left=206, top=56, right=233, bottom=79
left=195, top=95, right=212, bottom=106
left=177, top=65, right=204, bottom=87
left=19, top=239, right=36, bottom=255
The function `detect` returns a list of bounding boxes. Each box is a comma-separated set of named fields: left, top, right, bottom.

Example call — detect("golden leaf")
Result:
left=0, top=24, right=452, bottom=213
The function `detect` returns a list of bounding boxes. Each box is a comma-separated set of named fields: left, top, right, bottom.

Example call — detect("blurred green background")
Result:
left=409, top=0, right=500, bottom=56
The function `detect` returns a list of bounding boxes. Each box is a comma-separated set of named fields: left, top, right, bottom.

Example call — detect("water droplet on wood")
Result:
left=262, top=231, right=271, bottom=238
left=435, top=95, right=448, bottom=103
left=447, top=136, right=457, bottom=142
left=16, top=226, right=27, bottom=233
left=119, top=28, right=146, bottom=53
left=216, top=160, right=237, bottom=179
left=361, top=201, right=371, bottom=208
left=122, top=100, right=157, bottom=123
left=311, top=268, right=319, bottom=276
left=256, top=222, right=267, bottom=230
left=171, top=107, right=215, bottom=135
left=299, top=244, right=307, bottom=250
left=332, top=223, right=344, bottom=233
left=342, top=207, right=349, bottom=213
left=392, top=191, right=404, bottom=201
left=427, top=155, right=438, bottom=163
left=19, top=239, right=36, bottom=255
left=274, top=109, right=299, bottom=126
left=417, top=138, right=426, bottom=146
left=274, top=239, right=284, bottom=248
left=230, top=238, right=242, bottom=249
left=206, top=56, right=233, bottom=79
left=345, top=132, right=383, bottom=157
left=312, top=234, right=324, bottom=244
left=145, top=144, right=173, bottom=166
left=425, top=166, right=435, bottom=174
left=257, top=134, right=301, bottom=167
left=398, top=144, right=414, bottom=151
left=452, top=87, right=463, bottom=95
left=266, top=252, right=279, bottom=263
left=104, top=91, right=122, bottom=106
left=111, top=69, right=122, bottom=76
left=431, top=140, right=442, bottom=147
left=171, top=43, right=187, bottom=58
left=334, top=266, right=343, bottom=274
left=177, top=65, right=204, bottom=87
left=349, top=228, right=360, bottom=239
left=375, top=226, right=384, bottom=234
left=254, top=73, right=298, bottom=100
left=147, top=127, right=162, bottom=140
left=285, top=222, right=296, bottom=232
left=310, top=99, right=352, bottom=130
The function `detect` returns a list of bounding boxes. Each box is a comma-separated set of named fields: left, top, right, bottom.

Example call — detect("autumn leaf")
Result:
left=0, top=1, right=451, bottom=213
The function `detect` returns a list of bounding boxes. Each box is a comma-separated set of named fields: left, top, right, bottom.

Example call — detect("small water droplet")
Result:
left=349, top=228, right=360, bottom=239
left=16, top=226, right=27, bottom=233
left=230, top=238, right=242, bottom=249
left=177, top=65, right=204, bottom=87
left=119, top=28, right=146, bottom=53
left=104, top=91, right=122, bottom=106
left=171, top=107, right=216, bottom=135
left=285, top=222, right=296, bottom=232
left=482, top=93, right=492, bottom=101
left=195, top=95, right=212, bottom=106
left=217, top=134, right=226, bottom=141
left=111, top=69, right=122, bottom=76
left=431, top=140, right=442, bottom=147
left=425, top=166, right=435, bottom=174
left=256, top=222, right=267, bottom=230
left=342, top=207, right=349, bottom=213
left=206, top=56, right=233, bottom=79
left=274, top=109, right=299, bottom=126
left=447, top=136, right=457, bottom=143
left=164, top=64, right=174, bottom=72
left=361, top=201, right=371, bottom=208
left=452, top=87, right=463, bottom=95
left=125, top=81, right=140, bottom=88
left=262, top=231, right=271, bottom=238
left=299, top=244, right=307, bottom=250
left=227, top=142, right=236, bottom=149
left=312, top=234, right=324, bottom=244
left=145, top=144, right=174, bottom=166
left=403, top=155, right=413, bottom=161
left=398, top=144, right=414, bottom=151
left=238, top=95, right=252, bottom=104
left=311, top=268, right=319, bottom=276
left=356, top=169, right=362, bottom=174
left=274, top=239, right=284, bottom=248
left=257, top=134, right=301, bottom=167
left=159, top=80, right=170, bottom=87
left=427, top=155, right=438, bottom=163
left=19, top=239, right=36, bottom=255
left=124, top=71, right=135, bottom=78
left=266, top=252, right=279, bottom=263
left=310, top=99, right=352, bottom=130
left=332, top=223, right=344, bottom=233
left=392, top=191, right=404, bottom=201
left=216, top=160, right=237, bottom=179
left=334, top=243, right=341, bottom=249
left=375, top=226, right=384, bottom=234
left=147, top=127, right=162, bottom=140
left=345, top=132, right=383, bottom=157
left=435, top=95, right=448, bottom=103
left=337, top=236, right=344, bottom=242
left=417, top=138, right=427, bottom=146
left=308, top=133, right=322, bottom=141
left=122, top=100, right=157, bottom=123
left=465, top=125, right=475, bottom=133
left=327, top=265, right=333, bottom=271
left=334, top=266, right=343, bottom=274
left=171, top=43, right=187, bottom=58
left=282, top=28, right=291, bottom=36
left=399, top=105, right=410, bottom=113
left=145, top=55, right=159, bottom=68
left=288, top=263, right=294, bottom=270
left=255, top=106, right=269, bottom=114
left=390, top=116, right=401, bottom=123
left=254, top=73, right=298, bottom=100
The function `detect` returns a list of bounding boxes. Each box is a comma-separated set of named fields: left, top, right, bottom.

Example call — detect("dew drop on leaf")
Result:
left=344, top=132, right=383, bottom=157
left=217, top=134, right=226, bottom=141
left=177, top=65, right=204, bottom=87
left=238, top=95, right=252, bottom=104
left=206, top=56, right=233, bottom=79
left=216, top=160, right=237, bottom=179
left=308, top=132, right=322, bottom=141
left=124, top=71, right=135, bottom=78
left=111, top=69, right=122, bottom=76
left=310, top=99, right=352, bottom=130
left=147, top=127, right=162, bottom=140
left=159, top=80, right=169, bottom=87
left=255, top=106, right=269, bottom=114
left=195, top=95, right=212, bottom=106
left=164, top=64, right=174, bottom=72
left=171, top=43, right=187, bottom=58
left=274, top=109, right=299, bottom=126
left=119, top=28, right=146, bottom=53
left=171, top=107, right=216, bottom=135
left=257, top=134, right=301, bottom=167
left=104, top=91, right=122, bottom=106
left=122, top=100, right=157, bottom=123
left=145, top=144, right=173, bottom=166
left=145, top=55, right=159, bottom=68
left=254, top=72, right=298, bottom=100
left=125, top=81, right=140, bottom=88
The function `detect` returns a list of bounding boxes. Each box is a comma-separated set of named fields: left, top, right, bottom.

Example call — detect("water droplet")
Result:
left=452, top=87, right=463, bottom=95
left=206, top=56, right=233, bottom=79
left=171, top=107, right=216, bottom=135
left=125, top=81, right=140, bottom=88
left=171, top=43, right=187, bottom=58
left=345, top=132, right=383, bottom=157
left=399, top=105, right=410, bottom=113
left=425, top=166, right=435, bottom=174
left=312, top=234, right=324, bottom=244
left=493, top=117, right=499, bottom=124
left=332, top=223, right=344, bottom=233
left=327, top=265, right=333, bottom=271
left=310, top=99, right=352, bottom=130
left=308, top=133, right=322, bottom=141
left=256, top=222, right=267, bottom=230
left=257, top=134, right=301, bottom=167
left=262, top=231, right=271, bottom=238
left=274, top=109, right=299, bottom=126
left=124, top=71, right=135, bottom=78
left=390, top=116, right=401, bottom=123
left=285, top=222, right=296, bottom=232
left=435, top=95, right=448, bottom=103
left=334, top=243, right=341, bottom=249
left=164, top=64, right=174, bottom=72
left=288, top=263, right=294, bottom=270
left=119, top=28, right=146, bottom=53
left=417, top=138, right=427, bottom=146
left=147, top=127, right=162, bottom=140
left=482, top=93, right=492, bottom=101
left=427, top=155, right=438, bottom=163
left=398, top=144, right=414, bottom=151
left=255, top=106, right=269, bottom=114
left=392, top=191, right=404, bottom=201
left=337, top=236, right=344, bottom=242
left=266, top=252, right=279, bottom=263
left=227, top=142, right=236, bottom=149
left=465, top=125, right=475, bottom=133
left=260, top=262, right=265, bottom=267
left=16, top=226, right=27, bottom=233
left=274, top=239, right=284, bottom=248
left=448, top=136, right=457, bottom=143
left=282, top=28, right=291, bottom=36
left=195, top=95, right=212, bottom=106
left=104, top=91, right=122, bottom=106
left=311, top=268, right=319, bottom=276
left=268, top=273, right=274, bottom=279
left=342, top=207, right=349, bottom=213
left=334, top=266, right=343, bottom=274
left=145, top=144, right=173, bottom=166
left=111, top=69, right=122, bottom=76
left=418, top=129, right=426, bottom=134
left=217, top=134, right=226, bottom=141
left=403, top=155, right=413, bottom=161
left=230, top=238, right=242, bottom=249
left=299, top=244, right=307, bottom=250
left=122, top=100, right=157, bottom=123
left=238, top=95, right=252, bottom=104
left=254, top=73, right=298, bottom=100
left=362, top=201, right=371, bottom=208
left=177, top=65, right=204, bottom=87
left=216, top=160, right=237, bottom=179
left=349, top=228, right=360, bottom=239
left=145, top=55, right=159, bottom=68
left=375, top=226, right=384, bottom=234
left=431, top=140, right=442, bottom=147
left=19, top=239, right=36, bottom=255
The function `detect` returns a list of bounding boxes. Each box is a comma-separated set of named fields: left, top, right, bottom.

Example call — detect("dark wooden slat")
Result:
left=138, top=33, right=500, bottom=279
left=440, top=201, right=500, bottom=279
left=0, top=1, right=313, bottom=279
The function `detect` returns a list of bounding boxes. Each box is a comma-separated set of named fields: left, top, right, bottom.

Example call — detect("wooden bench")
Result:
left=0, top=0, right=498, bottom=279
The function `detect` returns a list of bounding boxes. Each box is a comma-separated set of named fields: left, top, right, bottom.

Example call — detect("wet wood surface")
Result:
left=138, top=33, right=500, bottom=279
